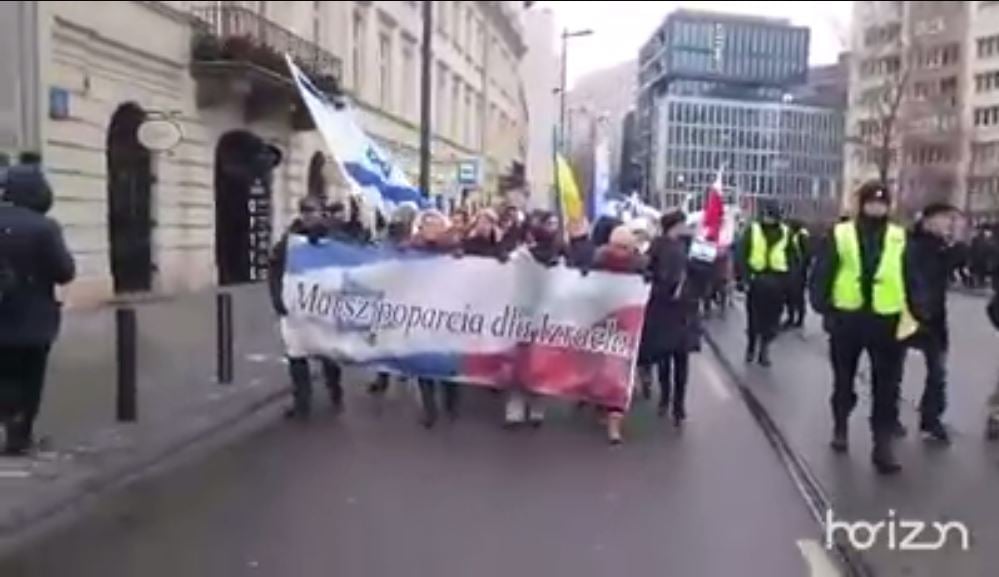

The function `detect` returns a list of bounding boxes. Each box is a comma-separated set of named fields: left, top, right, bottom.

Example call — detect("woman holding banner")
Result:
left=409, top=209, right=462, bottom=428
left=639, top=210, right=702, bottom=427
left=592, top=226, right=648, bottom=444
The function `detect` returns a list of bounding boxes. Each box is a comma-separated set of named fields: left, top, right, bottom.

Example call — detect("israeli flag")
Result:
left=286, top=56, right=429, bottom=211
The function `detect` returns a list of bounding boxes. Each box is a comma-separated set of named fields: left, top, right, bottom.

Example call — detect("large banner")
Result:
left=281, top=237, right=650, bottom=408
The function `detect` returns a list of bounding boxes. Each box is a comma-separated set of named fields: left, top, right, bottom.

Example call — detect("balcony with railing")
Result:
left=189, top=5, right=342, bottom=128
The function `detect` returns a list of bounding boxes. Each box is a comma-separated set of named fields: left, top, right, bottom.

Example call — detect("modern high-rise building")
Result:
left=844, top=1, right=969, bottom=216
left=966, top=1, right=999, bottom=223
left=637, top=9, right=842, bottom=218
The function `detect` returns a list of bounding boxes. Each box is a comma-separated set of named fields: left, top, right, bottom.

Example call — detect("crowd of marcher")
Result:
left=268, top=193, right=708, bottom=445
left=5, top=152, right=999, bottom=470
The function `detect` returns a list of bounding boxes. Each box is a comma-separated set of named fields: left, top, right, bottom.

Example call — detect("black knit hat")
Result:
left=659, top=209, right=687, bottom=234
left=920, top=202, right=958, bottom=219
left=857, top=180, right=891, bottom=206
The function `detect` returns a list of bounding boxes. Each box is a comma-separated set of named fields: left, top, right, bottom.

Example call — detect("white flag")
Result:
left=286, top=56, right=428, bottom=211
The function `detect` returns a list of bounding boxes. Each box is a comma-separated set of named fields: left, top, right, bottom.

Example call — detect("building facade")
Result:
left=0, top=0, right=527, bottom=307
left=966, top=1, right=999, bottom=223
left=844, top=1, right=970, bottom=216
left=637, top=9, right=840, bottom=218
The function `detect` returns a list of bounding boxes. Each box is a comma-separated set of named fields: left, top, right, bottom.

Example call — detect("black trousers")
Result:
left=784, top=275, right=807, bottom=326
left=746, top=276, right=785, bottom=349
left=0, top=345, right=51, bottom=449
left=828, top=315, right=902, bottom=435
left=658, top=351, right=689, bottom=416
left=287, top=356, right=343, bottom=414
left=904, top=335, right=948, bottom=427
left=418, top=379, right=459, bottom=418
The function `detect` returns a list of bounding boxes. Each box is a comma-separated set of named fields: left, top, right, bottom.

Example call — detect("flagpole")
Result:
left=552, top=126, right=564, bottom=232
left=418, top=0, right=433, bottom=199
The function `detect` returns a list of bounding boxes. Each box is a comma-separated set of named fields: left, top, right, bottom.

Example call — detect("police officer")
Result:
left=736, top=200, right=792, bottom=367
left=810, top=181, right=910, bottom=475
left=783, top=219, right=811, bottom=329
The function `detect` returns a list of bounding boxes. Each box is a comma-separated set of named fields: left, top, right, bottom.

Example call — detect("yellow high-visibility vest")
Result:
left=748, top=222, right=789, bottom=273
left=831, top=222, right=907, bottom=317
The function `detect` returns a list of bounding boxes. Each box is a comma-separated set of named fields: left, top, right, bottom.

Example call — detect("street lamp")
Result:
left=554, top=28, right=593, bottom=226
left=559, top=28, right=594, bottom=153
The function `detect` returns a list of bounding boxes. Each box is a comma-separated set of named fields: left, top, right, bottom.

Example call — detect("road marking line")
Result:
left=796, top=539, right=843, bottom=577
left=697, top=355, right=733, bottom=402
left=0, top=470, right=31, bottom=479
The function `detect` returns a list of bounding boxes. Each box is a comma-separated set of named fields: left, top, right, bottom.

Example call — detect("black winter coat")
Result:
left=904, top=224, right=950, bottom=348
left=0, top=202, right=75, bottom=346
left=639, top=236, right=702, bottom=361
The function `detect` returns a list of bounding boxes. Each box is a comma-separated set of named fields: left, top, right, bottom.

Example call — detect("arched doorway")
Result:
left=214, top=131, right=279, bottom=285
left=107, top=103, right=153, bottom=294
left=307, top=152, right=327, bottom=200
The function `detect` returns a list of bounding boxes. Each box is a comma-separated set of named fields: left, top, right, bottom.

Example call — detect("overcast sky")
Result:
left=541, top=1, right=852, bottom=88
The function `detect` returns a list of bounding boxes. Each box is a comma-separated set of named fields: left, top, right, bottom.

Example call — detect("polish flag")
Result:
left=702, top=169, right=724, bottom=243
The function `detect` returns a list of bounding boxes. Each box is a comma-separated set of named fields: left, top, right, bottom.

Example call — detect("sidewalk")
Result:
left=0, top=285, right=290, bottom=552
left=704, top=295, right=999, bottom=576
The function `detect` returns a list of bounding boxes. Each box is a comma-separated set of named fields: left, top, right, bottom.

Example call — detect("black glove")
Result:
left=275, top=304, right=289, bottom=317
left=735, top=281, right=747, bottom=294
left=641, top=271, right=653, bottom=284
left=497, top=251, right=510, bottom=264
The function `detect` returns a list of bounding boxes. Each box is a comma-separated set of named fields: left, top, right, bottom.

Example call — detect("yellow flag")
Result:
left=556, top=154, right=583, bottom=221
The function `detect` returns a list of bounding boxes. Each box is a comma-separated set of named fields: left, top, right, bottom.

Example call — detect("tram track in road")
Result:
left=702, top=333, right=876, bottom=577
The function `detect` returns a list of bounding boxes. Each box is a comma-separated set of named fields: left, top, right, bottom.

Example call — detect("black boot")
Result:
left=871, top=433, right=902, bottom=475
left=920, top=420, right=951, bottom=445
left=3, top=418, right=32, bottom=457
left=744, top=338, right=757, bottom=364
left=757, top=343, right=772, bottom=368
left=286, top=358, right=313, bottom=421
left=418, top=380, right=438, bottom=429
left=830, top=421, right=848, bottom=453
left=322, top=360, right=344, bottom=414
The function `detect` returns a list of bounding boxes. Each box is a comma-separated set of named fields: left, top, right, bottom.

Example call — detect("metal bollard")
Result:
left=115, top=307, right=138, bottom=422
left=216, top=292, right=234, bottom=384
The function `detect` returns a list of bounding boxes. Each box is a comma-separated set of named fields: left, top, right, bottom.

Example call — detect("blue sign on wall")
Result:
left=457, top=160, right=479, bottom=185
left=49, top=87, right=70, bottom=120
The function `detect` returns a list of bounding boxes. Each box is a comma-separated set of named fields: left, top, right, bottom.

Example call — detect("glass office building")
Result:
left=654, top=96, right=843, bottom=213
left=637, top=10, right=843, bottom=217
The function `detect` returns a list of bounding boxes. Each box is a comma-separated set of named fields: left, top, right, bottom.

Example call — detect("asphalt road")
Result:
left=704, top=292, right=999, bottom=576
left=0, top=351, right=832, bottom=577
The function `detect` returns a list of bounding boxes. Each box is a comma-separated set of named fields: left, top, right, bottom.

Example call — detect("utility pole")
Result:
left=419, top=0, right=433, bottom=199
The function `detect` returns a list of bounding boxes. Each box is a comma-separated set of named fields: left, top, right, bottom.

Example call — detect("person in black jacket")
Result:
left=0, top=166, right=75, bottom=455
left=268, top=196, right=345, bottom=420
left=902, top=203, right=959, bottom=444
left=639, top=210, right=701, bottom=425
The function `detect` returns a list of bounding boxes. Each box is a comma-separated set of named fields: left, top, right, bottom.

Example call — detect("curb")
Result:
left=703, top=329, right=876, bottom=577
left=0, top=384, right=289, bottom=554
